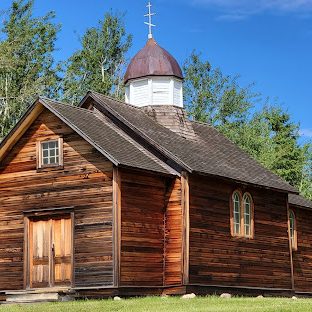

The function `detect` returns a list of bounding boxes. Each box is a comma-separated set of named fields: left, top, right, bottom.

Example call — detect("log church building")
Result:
left=0, top=3, right=312, bottom=302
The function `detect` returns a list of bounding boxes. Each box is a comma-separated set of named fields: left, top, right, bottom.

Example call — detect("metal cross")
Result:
left=144, top=1, right=156, bottom=39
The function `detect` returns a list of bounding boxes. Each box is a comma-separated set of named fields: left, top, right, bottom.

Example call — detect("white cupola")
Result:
left=124, top=4, right=184, bottom=110
left=124, top=38, right=184, bottom=108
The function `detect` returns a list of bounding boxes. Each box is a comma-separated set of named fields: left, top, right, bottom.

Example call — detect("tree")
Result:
left=183, top=51, right=307, bottom=190
left=0, top=0, right=61, bottom=139
left=299, top=144, right=312, bottom=200
left=183, top=50, right=258, bottom=127
left=62, top=12, right=132, bottom=104
left=239, top=106, right=305, bottom=188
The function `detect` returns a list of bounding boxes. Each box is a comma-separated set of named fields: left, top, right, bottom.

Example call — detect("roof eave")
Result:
left=192, top=170, right=298, bottom=195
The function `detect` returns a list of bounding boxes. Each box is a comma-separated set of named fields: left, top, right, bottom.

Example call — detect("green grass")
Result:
left=1, top=296, right=312, bottom=312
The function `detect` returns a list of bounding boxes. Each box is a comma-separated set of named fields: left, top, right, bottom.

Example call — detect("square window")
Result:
left=38, top=138, right=63, bottom=169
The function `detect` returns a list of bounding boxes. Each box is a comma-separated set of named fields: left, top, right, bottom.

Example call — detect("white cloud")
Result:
left=191, top=0, right=312, bottom=18
left=300, top=129, right=312, bottom=138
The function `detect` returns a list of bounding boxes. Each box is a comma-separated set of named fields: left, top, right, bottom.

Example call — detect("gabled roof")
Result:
left=0, top=98, right=176, bottom=176
left=289, top=194, right=312, bottom=209
left=82, top=91, right=297, bottom=194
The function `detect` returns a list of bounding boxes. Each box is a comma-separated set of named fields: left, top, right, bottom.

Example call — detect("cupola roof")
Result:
left=124, top=38, right=183, bottom=84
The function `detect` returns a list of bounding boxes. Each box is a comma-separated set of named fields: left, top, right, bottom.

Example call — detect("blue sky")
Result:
left=2, top=0, right=312, bottom=138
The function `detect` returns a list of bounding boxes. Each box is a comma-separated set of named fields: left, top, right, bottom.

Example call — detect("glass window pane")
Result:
left=243, top=194, right=252, bottom=236
left=233, top=192, right=241, bottom=235
left=40, top=140, right=60, bottom=166
left=289, top=211, right=295, bottom=246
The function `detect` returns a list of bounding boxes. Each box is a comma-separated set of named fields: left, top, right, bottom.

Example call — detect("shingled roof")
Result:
left=0, top=91, right=299, bottom=194
left=81, top=91, right=297, bottom=193
left=0, top=98, right=176, bottom=176
left=289, top=194, right=312, bottom=209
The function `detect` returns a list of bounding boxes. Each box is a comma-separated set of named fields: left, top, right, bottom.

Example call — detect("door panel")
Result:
left=30, top=220, right=51, bottom=288
left=53, top=218, right=72, bottom=285
left=29, top=216, right=72, bottom=288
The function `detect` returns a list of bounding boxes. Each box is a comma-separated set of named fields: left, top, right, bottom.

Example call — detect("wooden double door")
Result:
left=28, top=216, right=73, bottom=288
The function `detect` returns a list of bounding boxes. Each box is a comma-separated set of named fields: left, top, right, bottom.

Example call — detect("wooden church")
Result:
left=1, top=5, right=312, bottom=302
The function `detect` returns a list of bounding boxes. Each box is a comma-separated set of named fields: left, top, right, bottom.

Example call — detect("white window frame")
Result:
left=37, top=137, right=63, bottom=169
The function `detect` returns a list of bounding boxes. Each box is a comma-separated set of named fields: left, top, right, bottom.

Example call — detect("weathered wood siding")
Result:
left=0, top=109, right=114, bottom=290
left=189, top=175, right=292, bottom=289
left=164, top=178, right=183, bottom=286
left=291, top=206, right=312, bottom=292
left=120, top=169, right=166, bottom=286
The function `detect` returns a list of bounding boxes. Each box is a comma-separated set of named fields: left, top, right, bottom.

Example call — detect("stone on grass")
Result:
left=256, top=295, right=264, bottom=299
left=181, top=293, right=196, bottom=299
left=114, top=296, right=122, bottom=301
left=220, top=293, right=232, bottom=299
left=292, top=296, right=298, bottom=300
left=161, top=294, right=169, bottom=299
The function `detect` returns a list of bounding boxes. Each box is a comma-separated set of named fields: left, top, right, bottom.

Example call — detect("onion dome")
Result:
left=124, top=38, right=183, bottom=84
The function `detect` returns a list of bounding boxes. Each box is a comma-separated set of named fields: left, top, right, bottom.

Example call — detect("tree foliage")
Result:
left=62, top=12, right=132, bottom=104
left=183, top=51, right=312, bottom=198
left=183, top=51, right=257, bottom=126
left=0, top=0, right=60, bottom=139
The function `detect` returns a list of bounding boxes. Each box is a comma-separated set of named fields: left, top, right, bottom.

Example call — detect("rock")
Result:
left=256, top=295, right=264, bottom=299
left=161, top=294, right=169, bottom=299
left=181, top=293, right=196, bottom=299
left=114, top=296, right=122, bottom=301
left=292, top=296, right=298, bottom=300
left=220, top=293, right=232, bottom=299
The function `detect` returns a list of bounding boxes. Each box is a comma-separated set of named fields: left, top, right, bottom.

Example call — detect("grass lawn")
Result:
left=1, top=296, right=312, bottom=312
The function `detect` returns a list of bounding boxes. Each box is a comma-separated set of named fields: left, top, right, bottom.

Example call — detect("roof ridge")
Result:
left=40, top=97, right=97, bottom=116
left=190, top=119, right=214, bottom=128
left=89, top=91, right=142, bottom=110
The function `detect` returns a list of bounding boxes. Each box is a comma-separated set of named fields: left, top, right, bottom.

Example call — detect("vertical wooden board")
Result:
left=113, top=167, right=121, bottom=287
left=292, top=206, right=312, bottom=292
left=181, top=172, right=189, bottom=285
left=164, top=177, right=183, bottom=286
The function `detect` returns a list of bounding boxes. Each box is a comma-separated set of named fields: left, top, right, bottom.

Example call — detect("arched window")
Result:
left=231, top=191, right=254, bottom=238
left=289, top=210, right=297, bottom=250
left=243, top=193, right=253, bottom=238
left=232, top=192, right=241, bottom=235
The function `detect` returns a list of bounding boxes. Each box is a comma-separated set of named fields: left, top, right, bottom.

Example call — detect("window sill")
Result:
left=231, top=235, right=254, bottom=240
left=37, top=165, right=64, bottom=173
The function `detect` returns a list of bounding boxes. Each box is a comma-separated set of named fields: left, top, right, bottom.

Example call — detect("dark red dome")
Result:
left=124, top=38, right=183, bottom=84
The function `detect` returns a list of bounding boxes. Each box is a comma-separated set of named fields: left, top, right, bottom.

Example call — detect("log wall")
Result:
left=0, top=109, right=114, bottom=290
left=291, top=206, right=312, bottom=292
left=120, top=169, right=165, bottom=286
left=189, top=175, right=292, bottom=289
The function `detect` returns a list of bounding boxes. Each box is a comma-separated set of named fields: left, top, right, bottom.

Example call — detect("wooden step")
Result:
left=5, top=288, right=75, bottom=303
left=6, top=292, right=60, bottom=303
